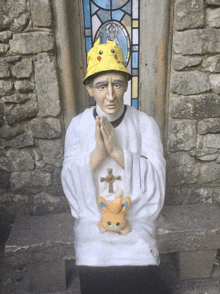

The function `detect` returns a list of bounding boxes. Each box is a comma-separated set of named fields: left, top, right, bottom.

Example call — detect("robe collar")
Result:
left=93, top=105, right=127, bottom=128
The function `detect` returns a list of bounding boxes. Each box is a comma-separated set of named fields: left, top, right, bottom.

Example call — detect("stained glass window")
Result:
left=83, top=0, right=140, bottom=109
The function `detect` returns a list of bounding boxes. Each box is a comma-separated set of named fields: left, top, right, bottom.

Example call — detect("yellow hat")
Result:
left=83, top=38, right=132, bottom=84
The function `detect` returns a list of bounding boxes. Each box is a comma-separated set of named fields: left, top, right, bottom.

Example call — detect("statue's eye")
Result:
left=111, top=49, right=115, bottom=53
left=116, top=222, right=120, bottom=226
left=99, top=50, right=103, bottom=55
left=108, top=221, right=111, bottom=225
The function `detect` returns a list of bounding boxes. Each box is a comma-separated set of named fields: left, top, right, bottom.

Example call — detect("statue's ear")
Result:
left=121, top=196, right=131, bottom=213
left=98, top=197, right=108, bottom=212
left=94, top=38, right=100, bottom=47
left=107, top=39, right=115, bottom=46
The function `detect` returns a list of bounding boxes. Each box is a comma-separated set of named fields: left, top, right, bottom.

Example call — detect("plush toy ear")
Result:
left=94, top=38, right=100, bottom=47
left=121, top=196, right=131, bottom=213
left=98, top=197, right=108, bottom=212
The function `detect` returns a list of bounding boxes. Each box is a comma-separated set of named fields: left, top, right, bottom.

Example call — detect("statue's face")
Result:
left=86, top=72, right=128, bottom=115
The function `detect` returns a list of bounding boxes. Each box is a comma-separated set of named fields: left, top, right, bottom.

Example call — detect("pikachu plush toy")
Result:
left=98, top=188, right=131, bottom=236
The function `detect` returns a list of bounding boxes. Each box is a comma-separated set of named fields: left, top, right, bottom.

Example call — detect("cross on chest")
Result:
left=100, top=168, right=122, bottom=193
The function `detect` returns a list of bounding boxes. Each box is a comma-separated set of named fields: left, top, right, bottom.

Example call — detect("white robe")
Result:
left=61, top=105, right=166, bottom=266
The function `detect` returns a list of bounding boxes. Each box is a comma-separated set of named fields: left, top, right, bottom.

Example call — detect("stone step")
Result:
left=4, top=204, right=220, bottom=292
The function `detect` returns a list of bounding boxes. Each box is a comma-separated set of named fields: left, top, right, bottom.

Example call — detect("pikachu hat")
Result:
left=83, top=38, right=132, bottom=84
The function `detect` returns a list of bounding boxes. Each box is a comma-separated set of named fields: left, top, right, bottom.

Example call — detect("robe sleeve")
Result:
left=61, top=117, right=95, bottom=219
left=124, top=113, right=166, bottom=221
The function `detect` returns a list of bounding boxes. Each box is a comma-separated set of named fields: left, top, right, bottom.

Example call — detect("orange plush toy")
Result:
left=98, top=189, right=131, bottom=236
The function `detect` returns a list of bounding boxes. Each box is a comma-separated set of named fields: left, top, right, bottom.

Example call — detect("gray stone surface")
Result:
left=11, top=58, right=33, bottom=78
left=0, top=31, right=12, bottom=42
left=167, top=152, right=200, bottom=185
left=209, top=74, right=220, bottom=94
left=201, top=54, right=220, bottom=72
left=32, top=192, right=68, bottom=216
left=5, top=56, right=21, bottom=63
left=174, top=29, right=220, bottom=55
left=30, top=0, right=52, bottom=27
left=197, top=118, right=220, bottom=134
left=0, top=170, right=10, bottom=191
left=207, top=0, right=220, bottom=4
left=207, top=8, right=220, bottom=28
left=197, top=153, right=218, bottom=161
left=9, top=32, right=54, bottom=54
left=4, top=98, right=38, bottom=125
left=29, top=117, right=61, bottom=139
left=5, top=149, right=34, bottom=171
left=0, top=44, right=9, bottom=55
left=3, top=132, right=34, bottom=149
left=172, top=56, right=202, bottom=71
left=199, top=161, right=220, bottom=183
left=165, top=186, right=213, bottom=206
left=11, top=170, right=51, bottom=190
left=171, top=72, right=210, bottom=95
left=174, top=0, right=205, bottom=31
left=168, top=120, right=197, bottom=151
left=0, top=80, right=13, bottom=96
left=34, top=53, right=60, bottom=117
left=5, top=213, right=75, bottom=266
left=38, top=139, right=64, bottom=167
left=0, top=102, right=3, bottom=126
left=1, top=93, right=30, bottom=103
left=0, top=124, right=24, bottom=139
left=10, top=12, right=30, bottom=32
left=0, top=60, right=10, bottom=78
left=7, top=0, right=28, bottom=19
left=0, top=8, right=11, bottom=30
left=14, top=80, right=34, bottom=92
left=200, top=133, right=220, bottom=148
left=170, top=94, right=220, bottom=119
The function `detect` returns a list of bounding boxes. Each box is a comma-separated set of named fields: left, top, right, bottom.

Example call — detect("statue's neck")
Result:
left=96, top=104, right=125, bottom=122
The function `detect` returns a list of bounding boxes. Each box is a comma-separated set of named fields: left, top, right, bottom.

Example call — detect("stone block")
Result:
left=174, top=29, right=220, bottom=55
left=197, top=153, right=218, bottom=161
left=11, top=58, right=33, bottom=78
left=207, top=0, right=220, bottom=5
left=0, top=43, right=9, bottom=55
left=38, top=139, right=63, bottom=167
left=5, top=213, right=75, bottom=266
left=28, top=260, right=66, bottom=293
left=0, top=9, right=11, bottom=30
left=14, top=80, right=35, bottom=92
left=178, top=250, right=216, bottom=279
left=167, top=152, right=200, bottom=185
left=171, top=72, right=210, bottom=95
left=172, top=56, right=202, bottom=71
left=5, top=149, right=34, bottom=171
left=1, top=93, right=30, bottom=103
left=170, top=94, right=220, bottom=119
left=4, top=98, right=38, bottom=125
left=11, top=170, right=51, bottom=190
left=201, top=55, right=220, bottom=72
left=30, top=0, right=51, bottom=27
left=200, top=133, right=220, bottom=148
left=34, top=53, right=60, bottom=117
left=32, top=192, right=68, bottom=216
left=174, top=0, right=205, bottom=31
left=29, top=117, right=61, bottom=139
left=207, top=8, right=220, bottom=28
left=9, top=32, right=54, bottom=54
left=165, top=186, right=213, bottom=206
left=199, top=161, right=220, bottom=183
left=0, top=124, right=24, bottom=139
left=7, top=0, right=27, bottom=19
left=5, top=56, right=21, bottom=63
left=0, top=60, right=10, bottom=78
left=11, top=12, right=30, bottom=32
left=0, top=30, right=12, bottom=42
left=0, top=80, right=13, bottom=96
left=209, top=74, right=220, bottom=94
left=3, top=132, right=34, bottom=148
left=197, top=118, right=220, bottom=134
left=168, top=120, right=197, bottom=151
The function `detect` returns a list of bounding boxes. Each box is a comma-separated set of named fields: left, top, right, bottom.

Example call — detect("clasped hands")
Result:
left=90, top=116, right=124, bottom=171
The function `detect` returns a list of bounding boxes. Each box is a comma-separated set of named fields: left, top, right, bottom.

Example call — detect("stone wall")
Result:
left=0, top=0, right=69, bottom=231
left=166, top=0, right=220, bottom=206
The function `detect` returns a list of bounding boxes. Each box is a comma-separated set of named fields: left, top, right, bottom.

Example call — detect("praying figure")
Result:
left=61, top=38, right=166, bottom=294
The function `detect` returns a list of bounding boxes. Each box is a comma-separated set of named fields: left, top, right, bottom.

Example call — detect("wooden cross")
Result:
left=100, top=168, right=122, bottom=193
